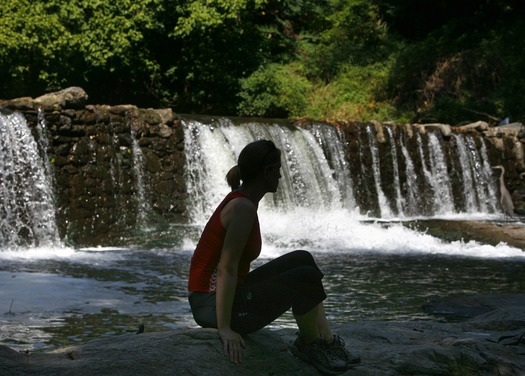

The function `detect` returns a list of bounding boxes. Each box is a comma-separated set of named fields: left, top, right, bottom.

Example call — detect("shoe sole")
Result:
left=290, top=345, right=348, bottom=375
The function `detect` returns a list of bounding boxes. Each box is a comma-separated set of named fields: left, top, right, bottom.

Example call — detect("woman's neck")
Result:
left=237, top=184, right=265, bottom=204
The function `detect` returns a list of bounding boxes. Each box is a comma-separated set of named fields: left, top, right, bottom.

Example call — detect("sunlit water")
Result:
left=1, top=212, right=524, bottom=353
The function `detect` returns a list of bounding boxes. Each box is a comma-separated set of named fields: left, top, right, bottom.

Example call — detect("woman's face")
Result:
left=264, top=161, right=282, bottom=193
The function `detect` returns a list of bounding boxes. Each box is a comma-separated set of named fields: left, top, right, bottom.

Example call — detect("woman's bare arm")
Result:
left=216, top=197, right=256, bottom=363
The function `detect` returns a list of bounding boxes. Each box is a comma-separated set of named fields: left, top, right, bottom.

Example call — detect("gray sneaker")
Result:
left=291, top=335, right=348, bottom=374
left=326, top=335, right=361, bottom=365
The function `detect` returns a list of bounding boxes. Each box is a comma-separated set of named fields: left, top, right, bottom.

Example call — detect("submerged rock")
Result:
left=2, top=294, right=524, bottom=375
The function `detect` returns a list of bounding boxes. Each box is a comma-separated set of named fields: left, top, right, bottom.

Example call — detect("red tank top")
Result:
left=188, top=191, right=262, bottom=292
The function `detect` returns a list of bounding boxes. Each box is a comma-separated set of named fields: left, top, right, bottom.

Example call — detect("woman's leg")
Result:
left=248, top=251, right=333, bottom=342
left=230, top=251, right=327, bottom=334
left=316, top=302, right=334, bottom=342
left=188, top=291, right=218, bottom=328
left=232, top=251, right=355, bottom=371
left=294, top=302, right=333, bottom=343
left=243, top=250, right=322, bottom=285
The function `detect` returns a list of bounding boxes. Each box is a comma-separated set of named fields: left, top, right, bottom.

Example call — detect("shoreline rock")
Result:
left=406, top=219, right=525, bottom=250
left=3, top=294, right=524, bottom=375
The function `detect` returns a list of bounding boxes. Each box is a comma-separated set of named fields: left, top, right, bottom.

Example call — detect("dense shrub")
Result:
left=238, top=63, right=312, bottom=118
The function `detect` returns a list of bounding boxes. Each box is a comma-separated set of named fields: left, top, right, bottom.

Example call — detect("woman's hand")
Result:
left=218, top=327, right=246, bottom=364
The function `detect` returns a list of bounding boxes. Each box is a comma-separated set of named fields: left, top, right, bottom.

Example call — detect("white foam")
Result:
left=258, top=207, right=525, bottom=259
left=0, top=245, right=126, bottom=263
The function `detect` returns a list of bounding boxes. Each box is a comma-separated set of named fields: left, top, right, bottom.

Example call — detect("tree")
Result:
left=379, top=0, right=525, bottom=123
left=167, top=0, right=327, bottom=114
left=1, top=0, right=524, bottom=123
left=0, top=0, right=164, bottom=105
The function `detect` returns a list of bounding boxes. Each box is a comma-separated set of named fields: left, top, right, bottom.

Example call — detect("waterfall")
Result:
left=453, top=133, right=479, bottom=212
left=386, top=126, right=404, bottom=216
left=478, top=138, right=499, bottom=213
left=183, top=119, right=352, bottom=224
left=109, top=130, right=126, bottom=228
left=399, top=130, right=419, bottom=216
left=131, top=130, right=153, bottom=227
left=182, top=117, right=518, bottom=256
left=0, top=111, right=60, bottom=248
left=365, top=125, right=393, bottom=217
left=184, top=118, right=504, bottom=223
left=1, top=111, right=506, bottom=251
left=415, top=132, right=454, bottom=215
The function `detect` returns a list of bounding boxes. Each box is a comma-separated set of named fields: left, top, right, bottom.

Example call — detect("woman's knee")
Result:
left=289, top=250, right=317, bottom=266
left=295, top=264, right=324, bottom=283
left=189, top=292, right=217, bottom=329
left=191, top=307, right=217, bottom=328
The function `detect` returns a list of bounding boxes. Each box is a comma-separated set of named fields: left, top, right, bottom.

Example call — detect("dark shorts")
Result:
left=188, top=250, right=327, bottom=335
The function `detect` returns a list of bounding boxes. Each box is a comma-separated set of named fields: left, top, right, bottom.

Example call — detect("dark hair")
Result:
left=226, top=140, right=280, bottom=190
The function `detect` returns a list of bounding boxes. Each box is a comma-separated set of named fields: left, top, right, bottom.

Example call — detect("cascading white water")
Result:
left=36, top=109, right=55, bottom=183
left=183, top=118, right=350, bottom=224
left=182, top=120, right=506, bottom=222
left=465, top=135, right=499, bottom=213
left=182, top=118, right=521, bottom=258
left=109, top=131, right=127, bottom=228
left=365, top=125, right=393, bottom=217
left=0, top=111, right=60, bottom=248
left=131, top=130, right=152, bottom=227
left=385, top=126, right=405, bottom=216
left=310, top=123, right=356, bottom=209
left=0, top=110, right=514, bottom=257
left=399, top=130, right=419, bottom=216
left=453, top=133, right=479, bottom=212
left=427, top=132, right=455, bottom=214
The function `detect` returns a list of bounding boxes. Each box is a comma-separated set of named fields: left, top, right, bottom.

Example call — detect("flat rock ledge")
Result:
left=2, top=294, right=524, bottom=376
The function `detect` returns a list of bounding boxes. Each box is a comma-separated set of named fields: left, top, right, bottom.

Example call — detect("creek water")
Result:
left=1, top=221, right=524, bottom=352
left=0, top=112, right=524, bottom=352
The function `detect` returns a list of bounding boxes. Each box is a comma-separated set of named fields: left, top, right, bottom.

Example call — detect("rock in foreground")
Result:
left=2, top=294, right=524, bottom=375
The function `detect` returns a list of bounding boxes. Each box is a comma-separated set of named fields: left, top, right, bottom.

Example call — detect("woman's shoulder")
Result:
left=226, top=195, right=257, bottom=212
left=223, top=190, right=256, bottom=208
left=220, top=193, right=257, bottom=228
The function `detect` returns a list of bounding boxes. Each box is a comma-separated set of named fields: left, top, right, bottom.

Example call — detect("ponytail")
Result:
left=226, top=165, right=241, bottom=190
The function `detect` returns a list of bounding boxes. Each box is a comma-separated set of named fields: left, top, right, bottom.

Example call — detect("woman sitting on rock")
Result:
left=187, top=139, right=360, bottom=374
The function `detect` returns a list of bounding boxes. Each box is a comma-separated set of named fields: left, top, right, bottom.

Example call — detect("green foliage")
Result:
left=312, top=0, right=389, bottom=77
left=167, top=0, right=329, bottom=114
left=238, top=63, right=312, bottom=117
left=483, top=20, right=525, bottom=121
left=173, top=0, right=267, bottom=37
left=0, top=0, right=164, bottom=103
left=379, top=0, right=525, bottom=124
left=1, top=0, right=524, bottom=123
left=305, top=61, right=407, bottom=122
left=0, top=0, right=70, bottom=95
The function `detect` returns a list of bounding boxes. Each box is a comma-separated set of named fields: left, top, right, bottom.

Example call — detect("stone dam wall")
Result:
left=1, top=87, right=524, bottom=246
